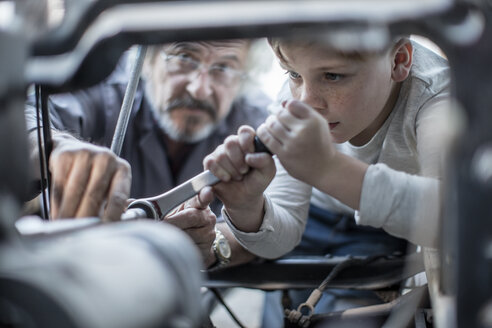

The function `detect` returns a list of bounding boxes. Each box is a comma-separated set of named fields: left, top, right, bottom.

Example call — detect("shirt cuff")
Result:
left=221, top=196, right=282, bottom=259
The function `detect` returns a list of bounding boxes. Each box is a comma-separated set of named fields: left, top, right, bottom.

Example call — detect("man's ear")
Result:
left=141, top=48, right=157, bottom=80
left=141, top=57, right=153, bottom=81
left=391, top=39, right=413, bottom=82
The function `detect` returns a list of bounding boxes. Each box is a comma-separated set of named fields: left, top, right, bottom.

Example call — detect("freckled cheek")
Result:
left=347, top=81, right=376, bottom=108
left=324, top=92, right=351, bottom=117
left=360, top=84, right=387, bottom=116
left=289, top=85, right=301, bottom=101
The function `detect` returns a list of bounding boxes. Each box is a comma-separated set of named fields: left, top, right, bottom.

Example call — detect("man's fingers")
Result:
left=75, top=153, right=117, bottom=218
left=56, top=152, right=93, bottom=219
left=49, top=154, right=75, bottom=219
left=194, top=187, right=214, bottom=209
left=47, top=139, right=133, bottom=221
left=165, top=206, right=216, bottom=230
left=102, top=162, right=132, bottom=222
left=164, top=187, right=213, bottom=225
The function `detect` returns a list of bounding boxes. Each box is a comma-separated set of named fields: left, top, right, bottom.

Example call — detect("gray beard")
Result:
left=157, top=110, right=215, bottom=143
left=144, top=82, right=216, bottom=143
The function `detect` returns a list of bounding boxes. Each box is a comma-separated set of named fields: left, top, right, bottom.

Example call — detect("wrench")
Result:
left=122, top=136, right=271, bottom=220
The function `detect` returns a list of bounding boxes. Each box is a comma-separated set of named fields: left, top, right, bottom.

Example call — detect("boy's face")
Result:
left=277, top=42, right=398, bottom=146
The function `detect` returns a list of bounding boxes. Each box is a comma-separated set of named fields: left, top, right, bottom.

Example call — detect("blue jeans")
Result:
left=261, top=204, right=407, bottom=328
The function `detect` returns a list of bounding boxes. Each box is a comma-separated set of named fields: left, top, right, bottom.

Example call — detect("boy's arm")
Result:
left=216, top=221, right=257, bottom=267
left=356, top=99, right=450, bottom=248
left=356, top=164, right=440, bottom=248
left=205, top=126, right=312, bottom=259
left=220, top=167, right=311, bottom=259
left=204, top=125, right=276, bottom=233
left=257, top=99, right=368, bottom=210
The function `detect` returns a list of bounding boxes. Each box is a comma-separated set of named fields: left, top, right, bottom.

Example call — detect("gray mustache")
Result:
left=166, top=95, right=217, bottom=120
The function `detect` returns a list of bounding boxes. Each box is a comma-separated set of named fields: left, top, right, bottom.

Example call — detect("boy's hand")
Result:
left=256, top=100, right=337, bottom=188
left=49, top=134, right=131, bottom=222
left=203, top=125, right=275, bottom=232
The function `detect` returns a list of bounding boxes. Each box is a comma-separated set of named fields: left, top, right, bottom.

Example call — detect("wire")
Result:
left=209, top=288, right=247, bottom=328
left=40, top=87, right=53, bottom=167
left=35, top=85, right=49, bottom=220
left=285, top=254, right=389, bottom=327
left=319, top=255, right=385, bottom=292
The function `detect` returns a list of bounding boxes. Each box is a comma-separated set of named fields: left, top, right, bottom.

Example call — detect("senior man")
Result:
left=26, top=39, right=271, bottom=268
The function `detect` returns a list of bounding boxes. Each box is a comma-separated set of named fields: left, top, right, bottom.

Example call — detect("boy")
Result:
left=203, top=35, right=449, bottom=321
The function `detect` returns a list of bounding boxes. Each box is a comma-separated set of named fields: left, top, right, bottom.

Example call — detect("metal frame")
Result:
left=5, top=0, right=492, bottom=327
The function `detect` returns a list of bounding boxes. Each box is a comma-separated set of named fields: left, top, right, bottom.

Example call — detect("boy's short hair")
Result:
left=268, top=30, right=409, bottom=61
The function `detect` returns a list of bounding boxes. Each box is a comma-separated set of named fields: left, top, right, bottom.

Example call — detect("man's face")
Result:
left=146, top=40, right=250, bottom=143
left=276, top=42, right=397, bottom=146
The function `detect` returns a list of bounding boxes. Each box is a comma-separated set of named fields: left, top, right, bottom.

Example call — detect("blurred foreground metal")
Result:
left=2, top=0, right=492, bottom=327
left=0, top=27, right=204, bottom=328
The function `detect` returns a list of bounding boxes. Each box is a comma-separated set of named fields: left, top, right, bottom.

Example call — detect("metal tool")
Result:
left=112, top=45, right=271, bottom=221
left=122, top=136, right=271, bottom=220
left=111, top=45, right=147, bottom=156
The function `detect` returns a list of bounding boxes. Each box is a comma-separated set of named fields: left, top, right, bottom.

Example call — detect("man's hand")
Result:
left=164, top=187, right=217, bottom=267
left=49, top=134, right=131, bottom=222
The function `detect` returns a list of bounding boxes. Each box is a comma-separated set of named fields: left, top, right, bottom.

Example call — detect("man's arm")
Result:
left=164, top=187, right=257, bottom=268
left=24, top=76, right=133, bottom=220
left=28, top=129, right=132, bottom=222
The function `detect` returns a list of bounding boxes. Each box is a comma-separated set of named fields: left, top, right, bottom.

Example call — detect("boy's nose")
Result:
left=186, top=71, right=213, bottom=100
left=299, top=84, right=325, bottom=110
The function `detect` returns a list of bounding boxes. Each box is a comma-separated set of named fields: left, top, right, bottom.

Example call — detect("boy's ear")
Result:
left=391, top=39, right=413, bottom=82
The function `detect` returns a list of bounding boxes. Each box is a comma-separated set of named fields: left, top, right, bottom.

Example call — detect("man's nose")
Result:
left=186, top=70, right=213, bottom=100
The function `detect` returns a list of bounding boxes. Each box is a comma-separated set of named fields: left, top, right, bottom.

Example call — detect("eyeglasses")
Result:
left=160, top=51, right=247, bottom=86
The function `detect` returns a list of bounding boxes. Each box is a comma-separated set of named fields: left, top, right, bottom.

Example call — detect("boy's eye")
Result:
left=286, top=71, right=301, bottom=80
left=324, top=73, right=341, bottom=81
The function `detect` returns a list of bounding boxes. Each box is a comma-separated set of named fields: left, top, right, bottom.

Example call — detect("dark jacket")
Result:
left=26, top=62, right=270, bottom=215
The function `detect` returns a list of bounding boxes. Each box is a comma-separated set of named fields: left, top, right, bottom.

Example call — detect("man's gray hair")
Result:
left=140, top=38, right=273, bottom=95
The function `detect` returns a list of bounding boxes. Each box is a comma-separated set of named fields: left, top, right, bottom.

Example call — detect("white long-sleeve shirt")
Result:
left=224, top=41, right=450, bottom=258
